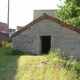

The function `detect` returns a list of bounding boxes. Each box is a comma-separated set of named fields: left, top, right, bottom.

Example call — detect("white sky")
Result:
left=0, top=0, right=64, bottom=29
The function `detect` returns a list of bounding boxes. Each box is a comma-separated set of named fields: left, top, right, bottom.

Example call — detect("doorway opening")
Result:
left=41, top=36, right=51, bottom=54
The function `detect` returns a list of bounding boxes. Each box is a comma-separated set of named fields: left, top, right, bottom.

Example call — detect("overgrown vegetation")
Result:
left=47, top=49, right=80, bottom=80
left=0, top=47, right=80, bottom=80
left=0, top=41, right=23, bottom=55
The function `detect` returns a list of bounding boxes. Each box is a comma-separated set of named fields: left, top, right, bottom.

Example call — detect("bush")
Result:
left=1, top=41, right=12, bottom=48
left=48, top=48, right=63, bottom=59
left=1, top=41, right=23, bottom=55
left=11, top=48, right=23, bottom=55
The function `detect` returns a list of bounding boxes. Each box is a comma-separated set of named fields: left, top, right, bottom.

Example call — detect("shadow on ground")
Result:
left=0, top=55, right=20, bottom=80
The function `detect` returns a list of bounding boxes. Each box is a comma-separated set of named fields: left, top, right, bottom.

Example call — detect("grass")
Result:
left=0, top=47, right=80, bottom=80
left=0, top=55, right=20, bottom=80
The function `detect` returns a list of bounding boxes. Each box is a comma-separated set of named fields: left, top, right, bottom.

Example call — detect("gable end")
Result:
left=11, top=13, right=80, bottom=38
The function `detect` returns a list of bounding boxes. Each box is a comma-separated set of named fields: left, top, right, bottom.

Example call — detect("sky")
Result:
left=0, top=0, right=64, bottom=29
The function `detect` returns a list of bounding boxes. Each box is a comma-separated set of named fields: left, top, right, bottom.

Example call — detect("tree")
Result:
left=56, top=0, right=80, bottom=28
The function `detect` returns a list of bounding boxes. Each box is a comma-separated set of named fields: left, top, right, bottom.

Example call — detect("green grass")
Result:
left=0, top=47, right=80, bottom=80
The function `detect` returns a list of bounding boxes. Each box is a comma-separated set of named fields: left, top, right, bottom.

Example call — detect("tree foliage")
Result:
left=56, top=0, right=80, bottom=28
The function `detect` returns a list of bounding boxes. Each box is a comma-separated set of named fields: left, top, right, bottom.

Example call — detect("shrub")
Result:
left=1, top=41, right=23, bottom=55
left=48, top=48, right=63, bottom=59
left=1, top=41, right=12, bottom=48
left=11, top=48, right=23, bottom=55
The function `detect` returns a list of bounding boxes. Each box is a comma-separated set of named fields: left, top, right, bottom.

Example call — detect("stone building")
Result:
left=11, top=13, right=80, bottom=60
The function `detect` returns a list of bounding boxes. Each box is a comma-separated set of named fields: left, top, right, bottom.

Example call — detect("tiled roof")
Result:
left=0, top=32, right=11, bottom=43
left=11, top=13, right=80, bottom=38
left=0, top=22, right=8, bottom=32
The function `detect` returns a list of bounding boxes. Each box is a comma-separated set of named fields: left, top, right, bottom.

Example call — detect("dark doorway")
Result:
left=41, top=36, right=51, bottom=54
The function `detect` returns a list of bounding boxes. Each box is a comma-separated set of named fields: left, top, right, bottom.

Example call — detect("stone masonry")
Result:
left=12, top=19, right=80, bottom=60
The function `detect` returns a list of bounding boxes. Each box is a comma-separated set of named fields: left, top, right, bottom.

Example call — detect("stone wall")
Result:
left=12, top=19, right=80, bottom=59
